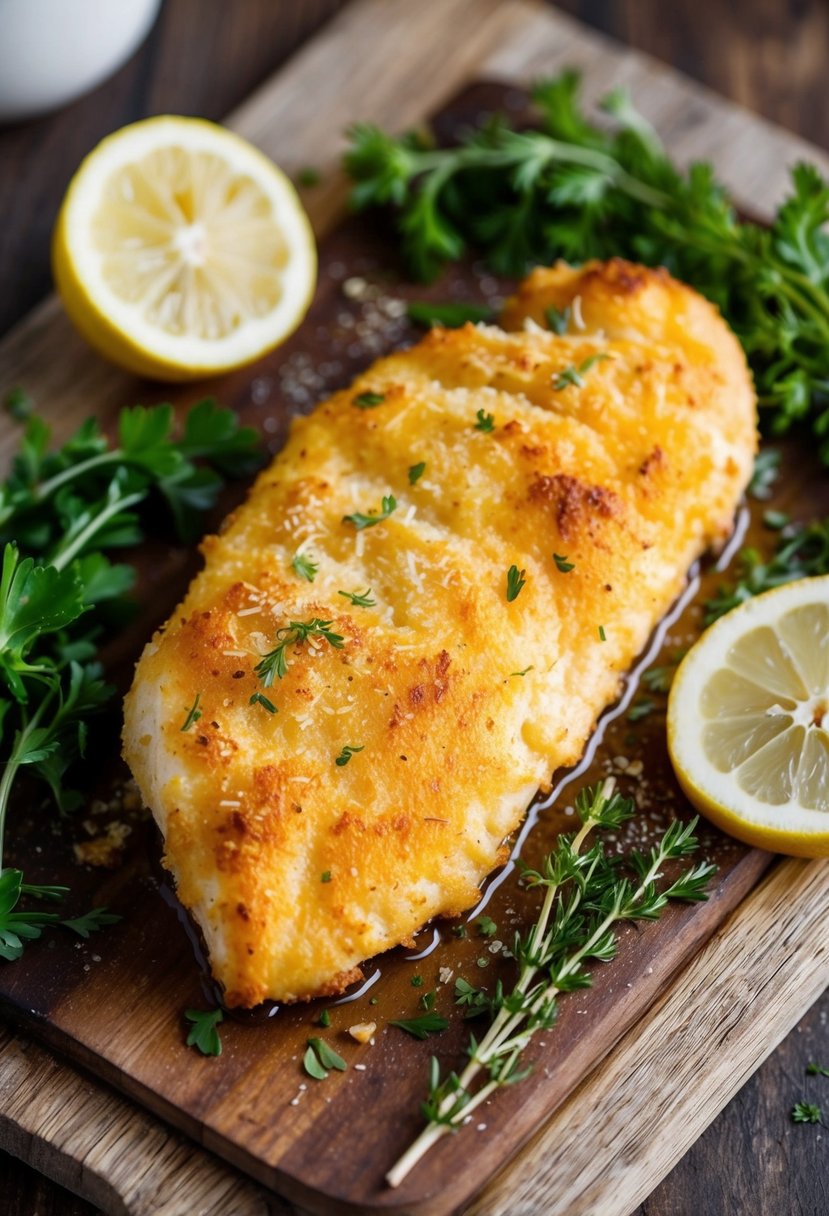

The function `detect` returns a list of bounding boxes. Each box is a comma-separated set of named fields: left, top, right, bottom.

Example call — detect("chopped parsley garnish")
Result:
left=249, top=692, right=277, bottom=714
left=474, top=408, right=495, bottom=432
left=553, top=552, right=574, bottom=573
left=335, top=744, right=364, bottom=767
left=321, top=871, right=332, bottom=883
left=353, top=391, right=386, bottom=409
left=506, top=565, right=526, bottom=602
left=704, top=517, right=829, bottom=624
left=389, top=1012, right=449, bottom=1040
left=552, top=352, right=609, bottom=390
left=476, top=915, right=497, bottom=937
left=411, top=974, right=424, bottom=987
left=642, top=663, right=677, bottom=693
left=338, top=588, right=376, bottom=607
left=308, top=1037, right=347, bottom=1073
left=408, top=461, right=426, bottom=485
left=180, top=694, right=202, bottom=732
left=407, top=301, right=494, bottom=328
left=598, top=624, right=607, bottom=641
left=747, top=449, right=780, bottom=500
left=291, top=551, right=318, bottom=582
left=61, top=908, right=122, bottom=938
left=343, top=493, right=397, bottom=530
left=628, top=698, right=655, bottom=723
left=544, top=305, right=572, bottom=334
left=420, top=990, right=436, bottom=1011
left=255, top=618, right=345, bottom=686
left=451, top=924, right=468, bottom=939
left=185, top=1007, right=223, bottom=1057
left=476, top=956, right=490, bottom=969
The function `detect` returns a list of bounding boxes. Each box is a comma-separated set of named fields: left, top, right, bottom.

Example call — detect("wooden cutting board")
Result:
left=2, top=3, right=829, bottom=1215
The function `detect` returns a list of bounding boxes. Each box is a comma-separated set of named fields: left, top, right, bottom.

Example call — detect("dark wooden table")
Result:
left=1, top=1, right=827, bottom=1212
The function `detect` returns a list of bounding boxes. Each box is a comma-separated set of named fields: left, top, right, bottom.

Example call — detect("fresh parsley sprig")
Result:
left=0, top=399, right=262, bottom=963
left=345, top=72, right=829, bottom=457
left=343, top=494, right=397, bottom=531
left=386, top=779, right=715, bottom=1187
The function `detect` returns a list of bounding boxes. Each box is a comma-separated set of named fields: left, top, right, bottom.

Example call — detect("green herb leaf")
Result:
left=553, top=353, right=610, bottom=391
left=474, top=409, right=495, bottom=433
left=598, top=624, right=607, bottom=641
left=185, top=1007, right=223, bottom=1057
left=180, top=694, right=202, bottom=732
left=292, top=551, right=319, bottom=582
left=411, top=974, right=424, bottom=987
left=747, top=450, right=780, bottom=500
left=303, top=1044, right=329, bottom=1080
left=506, top=565, right=526, bottom=602
left=510, top=666, right=534, bottom=678
left=389, top=1012, right=450, bottom=1040
left=420, top=991, right=436, bottom=1011
left=335, top=744, right=364, bottom=767
left=249, top=692, right=277, bottom=714
left=61, top=907, right=121, bottom=938
left=792, top=1102, right=823, bottom=1124
left=806, top=1063, right=829, bottom=1077
left=255, top=619, right=345, bottom=687
left=308, top=1036, right=347, bottom=1071
left=705, top=517, right=829, bottom=624
left=476, top=915, right=497, bottom=937
left=318, top=1009, right=331, bottom=1027
left=343, top=494, right=397, bottom=531
left=408, top=461, right=426, bottom=485
left=544, top=306, right=571, bottom=334
left=321, top=871, right=332, bottom=883
left=627, top=699, right=655, bottom=722
left=353, top=392, right=386, bottom=409
left=338, top=588, right=376, bottom=607
left=553, top=553, right=574, bottom=573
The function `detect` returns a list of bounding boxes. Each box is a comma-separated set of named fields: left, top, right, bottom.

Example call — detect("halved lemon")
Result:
left=52, top=116, right=316, bottom=381
left=668, top=575, right=829, bottom=857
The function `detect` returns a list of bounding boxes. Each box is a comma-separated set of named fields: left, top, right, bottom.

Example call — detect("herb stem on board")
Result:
left=386, top=779, right=715, bottom=1187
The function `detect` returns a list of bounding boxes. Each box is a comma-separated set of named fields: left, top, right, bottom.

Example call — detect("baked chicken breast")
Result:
left=123, top=259, right=756, bottom=1007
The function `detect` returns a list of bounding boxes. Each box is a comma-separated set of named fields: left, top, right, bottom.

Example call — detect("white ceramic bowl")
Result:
left=0, top=0, right=162, bottom=123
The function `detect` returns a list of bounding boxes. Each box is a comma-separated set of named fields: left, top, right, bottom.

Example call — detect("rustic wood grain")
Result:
left=1, top=1, right=829, bottom=1214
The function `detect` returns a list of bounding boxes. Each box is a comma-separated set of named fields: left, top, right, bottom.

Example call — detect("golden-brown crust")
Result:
left=123, top=259, right=757, bottom=1007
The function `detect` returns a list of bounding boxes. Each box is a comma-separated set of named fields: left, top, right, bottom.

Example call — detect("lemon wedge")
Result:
left=52, top=116, right=316, bottom=381
left=667, top=575, right=829, bottom=857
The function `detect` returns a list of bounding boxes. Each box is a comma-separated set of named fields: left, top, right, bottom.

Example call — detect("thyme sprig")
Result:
left=386, top=779, right=715, bottom=1187
left=255, top=618, right=345, bottom=686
